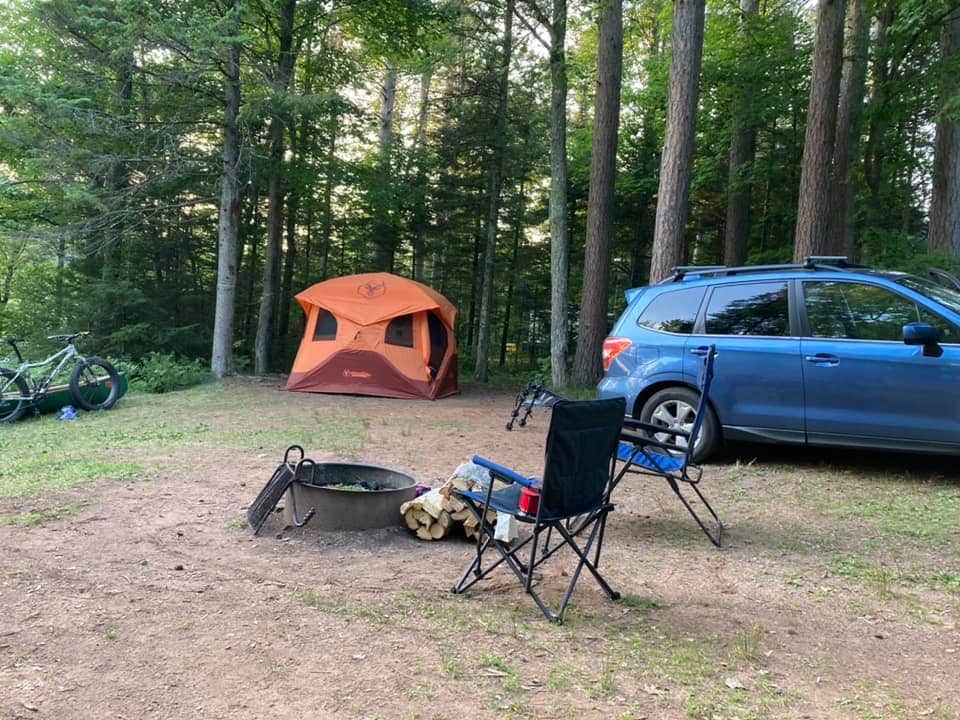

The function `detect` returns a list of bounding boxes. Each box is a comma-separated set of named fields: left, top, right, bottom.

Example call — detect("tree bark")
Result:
left=649, top=0, right=706, bottom=283
left=254, top=0, right=296, bottom=375
left=372, top=63, right=397, bottom=271
left=826, top=0, right=868, bottom=258
left=572, top=0, right=623, bottom=385
left=500, top=180, right=525, bottom=367
left=794, top=0, right=846, bottom=262
left=475, top=0, right=514, bottom=382
left=211, top=10, right=242, bottom=379
left=547, top=1, right=570, bottom=388
left=722, top=0, right=759, bottom=267
left=929, top=8, right=960, bottom=258
left=411, top=70, right=431, bottom=282
left=863, top=0, right=893, bottom=224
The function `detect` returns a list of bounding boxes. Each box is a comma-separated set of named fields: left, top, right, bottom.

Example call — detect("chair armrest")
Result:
left=619, top=432, right=685, bottom=455
left=472, top=455, right=539, bottom=488
left=622, top=417, right=691, bottom=439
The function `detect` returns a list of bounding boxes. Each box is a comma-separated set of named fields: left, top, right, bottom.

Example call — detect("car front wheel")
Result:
left=640, top=386, right=721, bottom=462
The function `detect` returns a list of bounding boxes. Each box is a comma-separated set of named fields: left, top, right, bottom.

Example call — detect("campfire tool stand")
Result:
left=247, top=445, right=316, bottom=534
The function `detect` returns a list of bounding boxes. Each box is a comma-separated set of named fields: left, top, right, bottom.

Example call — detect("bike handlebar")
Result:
left=47, top=332, right=89, bottom=343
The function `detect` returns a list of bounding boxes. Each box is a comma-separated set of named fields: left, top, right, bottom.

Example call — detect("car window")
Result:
left=896, top=275, right=960, bottom=315
left=804, top=281, right=922, bottom=341
left=637, top=287, right=705, bottom=334
left=703, top=281, right=789, bottom=336
left=918, top=307, right=960, bottom=344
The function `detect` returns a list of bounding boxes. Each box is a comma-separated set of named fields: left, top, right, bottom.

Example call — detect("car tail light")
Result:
left=602, top=337, right=633, bottom=371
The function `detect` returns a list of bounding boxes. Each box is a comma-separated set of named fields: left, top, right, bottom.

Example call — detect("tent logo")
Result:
left=343, top=369, right=372, bottom=379
left=357, top=280, right=386, bottom=299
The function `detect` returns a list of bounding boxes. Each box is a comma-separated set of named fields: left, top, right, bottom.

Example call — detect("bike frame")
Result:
left=5, top=343, right=86, bottom=401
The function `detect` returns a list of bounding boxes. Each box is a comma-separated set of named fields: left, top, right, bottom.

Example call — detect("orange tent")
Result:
left=285, top=273, right=459, bottom=400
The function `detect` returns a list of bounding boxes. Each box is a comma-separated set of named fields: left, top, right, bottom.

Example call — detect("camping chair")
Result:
left=616, top=345, right=723, bottom=547
left=451, top=397, right=627, bottom=624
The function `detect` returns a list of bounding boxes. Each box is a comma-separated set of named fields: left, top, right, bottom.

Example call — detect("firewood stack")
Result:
left=400, top=473, right=496, bottom=541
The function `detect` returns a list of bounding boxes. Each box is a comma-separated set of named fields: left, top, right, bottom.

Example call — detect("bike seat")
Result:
left=2, top=337, right=24, bottom=345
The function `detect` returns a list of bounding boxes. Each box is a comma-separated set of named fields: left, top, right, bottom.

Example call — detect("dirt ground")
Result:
left=1, top=379, right=959, bottom=720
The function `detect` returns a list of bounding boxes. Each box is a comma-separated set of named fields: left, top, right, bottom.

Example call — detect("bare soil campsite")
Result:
left=2, top=381, right=959, bottom=720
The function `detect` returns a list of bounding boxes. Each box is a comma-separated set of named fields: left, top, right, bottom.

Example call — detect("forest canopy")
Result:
left=1, top=0, right=958, bottom=383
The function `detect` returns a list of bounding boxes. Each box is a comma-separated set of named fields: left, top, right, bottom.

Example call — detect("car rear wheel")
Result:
left=640, top=386, right=721, bottom=462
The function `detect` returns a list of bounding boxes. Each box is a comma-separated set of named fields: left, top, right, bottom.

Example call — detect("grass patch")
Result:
left=293, top=587, right=391, bottom=623
left=829, top=557, right=898, bottom=600
left=477, top=651, right=522, bottom=693
left=0, top=499, right=94, bottom=526
left=0, top=459, right=139, bottom=498
left=617, top=593, right=663, bottom=612
left=223, top=416, right=368, bottom=457
left=839, top=487, right=960, bottom=544
left=733, top=624, right=763, bottom=664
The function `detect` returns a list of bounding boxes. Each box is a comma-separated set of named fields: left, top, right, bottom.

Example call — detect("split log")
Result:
left=400, top=464, right=497, bottom=541
left=404, top=511, right=420, bottom=530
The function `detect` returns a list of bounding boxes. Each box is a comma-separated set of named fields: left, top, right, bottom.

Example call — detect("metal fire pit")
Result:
left=284, top=461, right=418, bottom=531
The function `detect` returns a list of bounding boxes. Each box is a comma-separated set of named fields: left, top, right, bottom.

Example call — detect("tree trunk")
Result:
left=826, top=0, right=868, bottom=258
left=929, top=8, right=960, bottom=258
left=572, top=0, right=623, bottom=386
left=411, top=70, right=431, bottom=282
left=211, top=15, right=242, bottom=379
left=475, top=0, right=514, bottom=382
left=278, top=176, right=299, bottom=340
left=372, top=63, right=397, bottom=271
left=649, top=0, right=706, bottom=283
left=794, top=0, right=846, bottom=262
left=500, top=181, right=525, bottom=367
left=722, top=0, right=759, bottom=267
left=863, top=0, right=893, bottom=223
left=547, top=0, right=570, bottom=388
left=242, top=175, right=261, bottom=352
left=321, top=123, right=336, bottom=280
left=254, top=0, right=296, bottom=375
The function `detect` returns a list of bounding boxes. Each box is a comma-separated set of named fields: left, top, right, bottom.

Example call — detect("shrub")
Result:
left=133, top=352, right=208, bottom=394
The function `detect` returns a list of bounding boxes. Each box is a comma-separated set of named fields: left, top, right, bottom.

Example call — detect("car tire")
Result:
left=640, top=386, right=721, bottom=462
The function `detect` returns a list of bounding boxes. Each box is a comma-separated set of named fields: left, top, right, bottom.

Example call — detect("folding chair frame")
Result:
left=616, top=345, right=723, bottom=547
left=452, top=447, right=631, bottom=624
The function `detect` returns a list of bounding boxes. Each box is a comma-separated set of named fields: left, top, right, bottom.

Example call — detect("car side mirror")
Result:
left=903, top=322, right=942, bottom=357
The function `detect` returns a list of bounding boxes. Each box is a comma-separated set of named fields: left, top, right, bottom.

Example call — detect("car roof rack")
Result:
left=667, top=256, right=868, bottom=282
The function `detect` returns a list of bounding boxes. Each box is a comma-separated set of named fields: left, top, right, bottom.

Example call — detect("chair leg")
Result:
left=554, top=518, right=620, bottom=603
left=668, top=478, right=724, bottom=547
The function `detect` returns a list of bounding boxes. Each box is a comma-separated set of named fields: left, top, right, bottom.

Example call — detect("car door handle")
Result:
left=804, top=353, right=839, bottom=366
left=689, top=346, right=713, bottom=357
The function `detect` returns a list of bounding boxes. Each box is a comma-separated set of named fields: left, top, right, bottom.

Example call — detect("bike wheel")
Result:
left=0, top=369, right=29, bottom=424
left=70, top=357, right=121, bottom=411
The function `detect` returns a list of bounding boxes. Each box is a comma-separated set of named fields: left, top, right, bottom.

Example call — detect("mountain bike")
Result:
left=0, top=333, right=122, bottom=424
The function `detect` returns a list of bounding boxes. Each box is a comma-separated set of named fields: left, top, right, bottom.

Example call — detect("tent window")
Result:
left=385, top=314, right=414, bottom=347
left=427, top=312, right=448, bottom=379
left=313, top=309, right=338, bottom=341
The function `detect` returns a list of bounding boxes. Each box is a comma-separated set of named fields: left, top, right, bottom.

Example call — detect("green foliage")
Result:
left=0, top=0, right=954, bottom=380
left=132, top=353, right=209, bottom=394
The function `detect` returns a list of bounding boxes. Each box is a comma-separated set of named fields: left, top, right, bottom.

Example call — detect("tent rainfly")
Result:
left=285, top=273, right=459, bottom=400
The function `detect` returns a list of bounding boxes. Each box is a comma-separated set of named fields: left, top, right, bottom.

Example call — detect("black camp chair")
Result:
left=452, top=397, right=627, bottom=624
left=616, top=345, right=723, bottom=547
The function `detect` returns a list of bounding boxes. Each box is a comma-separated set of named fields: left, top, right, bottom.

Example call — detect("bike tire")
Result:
left=70, top=357, right=121, bottom=411
left=0, top=369, right=29, bottom=424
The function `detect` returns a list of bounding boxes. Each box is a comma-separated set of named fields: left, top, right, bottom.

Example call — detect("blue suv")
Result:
left=598, top=258, right=960, bottom=460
